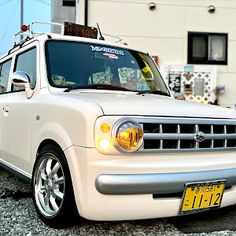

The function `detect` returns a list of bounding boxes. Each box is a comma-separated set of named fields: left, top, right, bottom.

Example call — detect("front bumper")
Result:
left=65, top=145, right=236, bottom=221
left=96, top=168, right=236, bottom=195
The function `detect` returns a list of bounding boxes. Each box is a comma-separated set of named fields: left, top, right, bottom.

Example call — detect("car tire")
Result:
left=32, top=144, right=78, bottom=227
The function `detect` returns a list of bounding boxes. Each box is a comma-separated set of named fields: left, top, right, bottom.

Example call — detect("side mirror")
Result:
left=12, top=71, right=34, bottom=99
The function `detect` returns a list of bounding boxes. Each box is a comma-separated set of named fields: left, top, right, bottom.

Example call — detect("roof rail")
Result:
left=13, top=21, right=64, bottom=45
left=13, top=21, right=124, bottom=48
left=103, top=33, right=123, bottom=43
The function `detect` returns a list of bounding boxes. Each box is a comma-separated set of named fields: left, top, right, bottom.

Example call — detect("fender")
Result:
left=32, top=122, right=74, bottom=166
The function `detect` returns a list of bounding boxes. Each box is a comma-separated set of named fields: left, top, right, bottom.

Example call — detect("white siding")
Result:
left=52, top=0, right=76, bottom=33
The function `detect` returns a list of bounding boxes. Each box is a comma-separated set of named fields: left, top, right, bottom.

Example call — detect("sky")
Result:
left=0, top=0, right=51, bottom=56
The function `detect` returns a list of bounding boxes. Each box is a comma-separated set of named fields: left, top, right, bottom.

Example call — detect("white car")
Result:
left=1, top=22, right=236, bottom=227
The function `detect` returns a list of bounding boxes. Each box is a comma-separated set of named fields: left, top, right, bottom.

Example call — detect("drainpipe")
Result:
left=84, top=0, right=88, bottom=26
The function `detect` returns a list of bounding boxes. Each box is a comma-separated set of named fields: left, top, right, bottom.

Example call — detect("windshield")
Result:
left=45, top=40, right=170, bottom=95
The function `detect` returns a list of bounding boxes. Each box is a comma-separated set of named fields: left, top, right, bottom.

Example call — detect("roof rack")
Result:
left=13, top=21, right=64, bottom=45
left=13, top=21, right=123, bottom=47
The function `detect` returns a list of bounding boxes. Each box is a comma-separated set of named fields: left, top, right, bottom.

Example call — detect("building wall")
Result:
left=52, top=0, right=76, bottom=33
left=76, top=0, right=236, bottom=108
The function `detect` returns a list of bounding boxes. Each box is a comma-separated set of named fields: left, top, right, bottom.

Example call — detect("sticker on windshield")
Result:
left=103, top=53, right=118, bottom=59
left=91, top=45, right=124, bottom=56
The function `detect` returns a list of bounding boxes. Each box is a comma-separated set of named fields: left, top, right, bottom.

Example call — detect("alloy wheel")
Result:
left=34, top=153, right=65, bottom=218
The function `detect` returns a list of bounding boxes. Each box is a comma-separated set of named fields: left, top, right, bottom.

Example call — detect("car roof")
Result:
left=1, top=21, right=149, bottom=61
left=0, top=32, right=147, bottom=62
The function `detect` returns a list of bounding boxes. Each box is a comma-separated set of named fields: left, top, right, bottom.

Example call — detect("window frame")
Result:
left=12, top=46, right=37, bottom=93
left=188, top=32, right=228, bottom=65
left=0, top=58, right=13, bottom=95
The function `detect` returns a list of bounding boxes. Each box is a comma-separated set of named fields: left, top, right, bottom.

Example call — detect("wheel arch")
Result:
left=36, top=139, right=63, bottom=157
left=32, top=122, right=74, bottom=166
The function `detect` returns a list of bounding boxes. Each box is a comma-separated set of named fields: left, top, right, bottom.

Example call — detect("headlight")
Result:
left=113, top=120, right=143, bottom=152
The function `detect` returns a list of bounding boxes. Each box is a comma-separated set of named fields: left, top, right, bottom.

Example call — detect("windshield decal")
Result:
left=91, top=46, right=124, bottom=55
left=103, top=53, right=118, bottom=59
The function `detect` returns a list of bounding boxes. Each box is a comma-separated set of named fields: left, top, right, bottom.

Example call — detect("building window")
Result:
left=188, top=32, right=228, bottom=65
left=62, top=0, right=76, bottom=7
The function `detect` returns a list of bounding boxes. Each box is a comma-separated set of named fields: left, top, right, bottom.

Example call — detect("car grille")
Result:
left=135, top=118, right=236, bottom=152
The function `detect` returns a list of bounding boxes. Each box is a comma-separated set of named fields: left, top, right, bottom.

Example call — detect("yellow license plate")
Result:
left=180, top=181, right=225, bottom=214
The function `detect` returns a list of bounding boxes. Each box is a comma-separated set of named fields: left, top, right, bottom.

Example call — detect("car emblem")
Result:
left=194, top=131, right=206, bottom=142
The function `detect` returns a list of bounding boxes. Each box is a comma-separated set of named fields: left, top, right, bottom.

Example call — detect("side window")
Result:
left=0, top=59, right=12, bottom=94
left=14, top=47, right=36, bottom=91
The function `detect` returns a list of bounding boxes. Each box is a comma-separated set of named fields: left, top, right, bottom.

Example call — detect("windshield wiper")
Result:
left=136, top=90, right=170, bottom=97
left=64, top=84, right=135, bottom=92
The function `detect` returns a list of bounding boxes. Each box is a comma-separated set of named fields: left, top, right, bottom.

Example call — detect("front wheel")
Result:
left=32, top=144, right=78, bottom=227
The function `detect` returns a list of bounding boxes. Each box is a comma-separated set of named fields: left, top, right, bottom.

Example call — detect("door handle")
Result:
left=3, top=105, right=10, bottom=113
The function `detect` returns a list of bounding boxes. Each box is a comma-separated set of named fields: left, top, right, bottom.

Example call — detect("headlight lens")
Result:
left=114, top=120, right=143, bottom=152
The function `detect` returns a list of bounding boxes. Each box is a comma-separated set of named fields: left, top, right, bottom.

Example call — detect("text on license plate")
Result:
left=180, top=181, right=225, bottom=213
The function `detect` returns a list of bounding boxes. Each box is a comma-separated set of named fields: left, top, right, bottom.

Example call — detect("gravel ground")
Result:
left=1, top=166, right=236, bottom=236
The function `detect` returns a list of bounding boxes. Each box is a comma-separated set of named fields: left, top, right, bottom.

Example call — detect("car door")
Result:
left=0, top=58, right=13, bottom=163
left=1, top=45, right=38, bottom=175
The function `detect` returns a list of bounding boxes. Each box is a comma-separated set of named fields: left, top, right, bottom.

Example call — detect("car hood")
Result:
left=65, top=90, right=236, bottom=119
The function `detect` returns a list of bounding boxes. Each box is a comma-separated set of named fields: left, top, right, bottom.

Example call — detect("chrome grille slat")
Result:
left=177, top=124, right=181, bottom=149
left=211, top=125, right=214, bottom=148
left=195, top=124, right=199, bottom=149
left=144, top=133, right=195, bottom=139
left=140, top=118, right=236, bottom=152
left=159, top=124, right=163, bottom=149
left=224, top=125, right=227, bottom=148
left=208, top=134, right=236, bottom=139
left=143, top=133, right=236, bottom=140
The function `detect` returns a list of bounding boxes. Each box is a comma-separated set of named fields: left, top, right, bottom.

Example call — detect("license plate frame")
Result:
left=179, top=180, right=225, bottom=215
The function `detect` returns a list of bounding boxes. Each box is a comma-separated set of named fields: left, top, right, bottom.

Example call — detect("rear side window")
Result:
left=14, top=47, right=37, bottom=91
left=0, top=59, right=12, bottom=94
